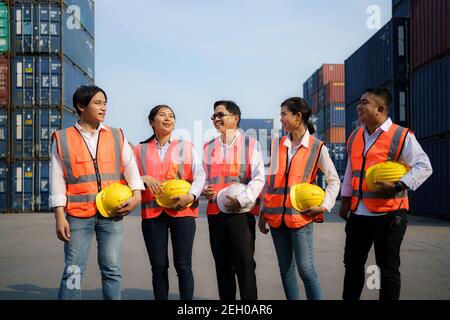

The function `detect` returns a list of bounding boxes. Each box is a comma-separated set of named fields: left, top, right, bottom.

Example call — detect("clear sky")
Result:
left=95, top=0, right=392, bottom=146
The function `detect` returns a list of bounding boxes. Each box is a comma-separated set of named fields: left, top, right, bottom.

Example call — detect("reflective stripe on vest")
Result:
left=53, top=126, right=125, bottom=218
left=135, top=139, right=198, bottom=219
left=262, top=135, right=324, bottom=228
left=348, top=124, right=409, bottom=213
left=203, top=134, right=259, bottom=215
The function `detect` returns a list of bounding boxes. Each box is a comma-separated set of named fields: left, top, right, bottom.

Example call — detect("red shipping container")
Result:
left=325, top=127, right=346, bottom=144
left=318, top=64, right=344, bottom=85
left=412, top=0, right=450, bottom=70
left=311, top=92, right=319, bottom=114
left=325, top=81, right=345, bottom=106
left=0, top=56, right=8, bottom=106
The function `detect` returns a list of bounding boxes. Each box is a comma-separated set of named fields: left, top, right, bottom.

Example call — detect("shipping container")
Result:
left=0, top=55, right=8, bottom=106
left=325, top=103, right=345, bottom=128
left=411, top=137, right=449, bottom=218
left=411, top=0, right=450, bottom=70
left=310, top=114, right=318, bottom=133
left=0, top=160, right=8, bottom=212
left=345, top=18, right=409, bottom=105
left=318, top=86, right=324, bottom=109
left=324, top=81, right=345, bottom=106
left=327, top=143, right=347, bottom=173
left=11, top=160, right=50, bottom=212
left=64, top=0, right=95, bottom=38
left=410, top=55, right=450, bottom=139
left=12, top=107, right=79, bottom=159
left=325, top=127, right=345, bottom=144
left=317, top=108, right=325, bottom=134
left=393, top=0, right=411, bottom=17
left=311, top=92, right=319, bottom=114
left=0, top=107, right=7, bottom=158
left=240, top=118, right=274, bottom=167
left=0, top=2, right=8, bottom=53
left=12, top=2, right=95, bottom=78
left=318, top=64, right=344, bottom=86
left=307, top=70, right=319, bottom=95
left=345, top=100, right=361, bottom=139
left=303, top=81, right=308, bottom=100
left=12, top=56, right=94, bottom=109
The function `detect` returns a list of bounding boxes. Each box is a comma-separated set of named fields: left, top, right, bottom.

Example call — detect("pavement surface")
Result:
left=1, top=200, right=449, bottom=300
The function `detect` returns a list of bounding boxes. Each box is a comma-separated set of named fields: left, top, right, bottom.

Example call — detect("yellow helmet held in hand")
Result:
left=365, top=161, right=410, bottom=191
left=156, top=179, right=192, bottom=208
left=290, top=183, right=325, bottom=212
left=96, top=183, right=133, bottom=218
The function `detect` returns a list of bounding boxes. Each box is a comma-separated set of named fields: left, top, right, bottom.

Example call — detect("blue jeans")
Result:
left=57, top=214, right=123, bottom=300
left=270, top=223, right=322, bottom=300
left=142, top=212, right=196, bottom=300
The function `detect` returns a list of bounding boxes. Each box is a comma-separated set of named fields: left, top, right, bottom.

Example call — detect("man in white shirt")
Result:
left=339, top=87, right=432, bottom=300
left=50, top=85, right=144, bottom=300
left=203, top=100, right=265, bottom=300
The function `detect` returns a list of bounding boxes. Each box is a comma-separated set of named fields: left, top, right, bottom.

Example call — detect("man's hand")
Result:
left=142, top=175, right=164, bottom=198
left=225, top=196, right=242, bottom=213
left=339, top=197, right=352, bottom=221
left=55, top=207, right=70, bottom=242
left=374, top=181, right=397, bottom=198
left=258, top=215, right=269, bottom=234
left=203, top=185, right=217, bottom=201
left=170, top=194, right=195, bottom=211
left=301, top=206, right=326, bottom=218
left=116, top=190, right=141, bottom=216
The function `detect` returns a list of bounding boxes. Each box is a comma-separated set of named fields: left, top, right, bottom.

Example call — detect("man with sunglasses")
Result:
left=202, top=100, right=265, bottom=300
left=339, top=87, right=432, bottom=300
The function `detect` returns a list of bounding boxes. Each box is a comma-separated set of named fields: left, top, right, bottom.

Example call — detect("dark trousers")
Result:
left=142, top=212, right=196, bottom=300
left=207, top=212, right=257, bottom=300
left=343, top=210, right=408, bottom=300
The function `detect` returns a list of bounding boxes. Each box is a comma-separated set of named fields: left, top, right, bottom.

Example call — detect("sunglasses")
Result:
left=210, top=112, right=234, bottom=120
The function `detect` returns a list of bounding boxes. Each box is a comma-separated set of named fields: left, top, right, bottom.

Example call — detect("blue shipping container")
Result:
left=345, top=18, right=409, bottom=105
left=411, top=138, right=449, bottom=218
left=12, top=2, right=94, bottom=79
left=303, top=81, right=309, bottom=99
left=11, top=160, right=50, bottom=212
left=317, top=108, right=325, bottom=133
left=12, top=108, right=79, bottom=159
left=0, top=160, right=8, bottom=212
left=325, top=103, right=345, bottom=129
left=64, top=0, right=95, bottom=38
left=345, top=100, right=360, bottom=140
left=12, top=56, right=94, bottom=109
left=410, top=55, right=450, bottom=139
left=307, top=71, right=319, bottom=95
left=240, top=119, right=274, bottom=165
left=0, top=108, right=7, bottom=158
left=393, top=0, right=410, bottom=17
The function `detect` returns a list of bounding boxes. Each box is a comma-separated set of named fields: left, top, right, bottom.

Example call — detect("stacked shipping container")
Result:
left=408, top=0, right=450, bottom=219
left=1, top=0, right=95, bottom=213
left=239, top=118, right=274, bottom=168
left=303, top=64, right=346, bottom=188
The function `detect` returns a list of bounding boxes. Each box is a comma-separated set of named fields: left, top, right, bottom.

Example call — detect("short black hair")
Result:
left=213, top=100, right=241, bottom=127
left=364, top=87, right=392, bottom=110
left=72, top=85, right=108, bottom=116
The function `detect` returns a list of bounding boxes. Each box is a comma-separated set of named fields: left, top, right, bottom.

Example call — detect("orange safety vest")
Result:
left=203, top=133, right=260, bottom=215
left=53, top=126, right=126, bottom=218
left=134, top=139, right=199, bottom=219
left=347, top=124, right=410, bottom=213
left=262, top=135, right=324, bottom=229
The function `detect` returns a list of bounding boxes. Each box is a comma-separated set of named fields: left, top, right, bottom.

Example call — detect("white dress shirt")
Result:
left=284, top=130, right=341, bottom=213
left=204, top=131, right=266, bottom=208
left=49, top=122, right=145, bottom=208
left=341, top=118, right=433, bottom=216
left=152, top=137, right=206, bottom=199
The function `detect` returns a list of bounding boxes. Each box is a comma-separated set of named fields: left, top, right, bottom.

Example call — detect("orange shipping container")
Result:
left=325, top=81, right=345, bottom=106
left=325, top=127, right=346, bottom=144
left=318, top=64, right=344, bottom=86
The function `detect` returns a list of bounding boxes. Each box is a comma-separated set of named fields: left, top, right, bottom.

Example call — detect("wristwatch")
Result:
left=394, top=181, right=407, bottom=193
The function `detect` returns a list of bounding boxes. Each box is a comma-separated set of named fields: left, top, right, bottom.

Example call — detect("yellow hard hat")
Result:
left=96, top=183, right=133, bottom=218
left=365, top=161, right=410, bottom=191
left=290, top=183, right=325, bottom=212
left=156, top=179, right=192, bottom=208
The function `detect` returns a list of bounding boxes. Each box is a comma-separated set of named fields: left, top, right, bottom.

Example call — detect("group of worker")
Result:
left=50, top=85, right=433, bottom=301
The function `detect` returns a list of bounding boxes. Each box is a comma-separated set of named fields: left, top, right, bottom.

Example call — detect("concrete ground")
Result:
left=0, top=200, right=449, bottom=300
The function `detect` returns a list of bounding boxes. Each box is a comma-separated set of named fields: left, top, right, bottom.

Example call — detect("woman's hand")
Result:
left=170, top=194, right=195, bottom=211
left=142, top=175, right=164, bottom=198
left=301, top=206, right=327, bottom=218
left=203, top=185, right=217, bottom=201
left=55, top=208, right=71, bottom=242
